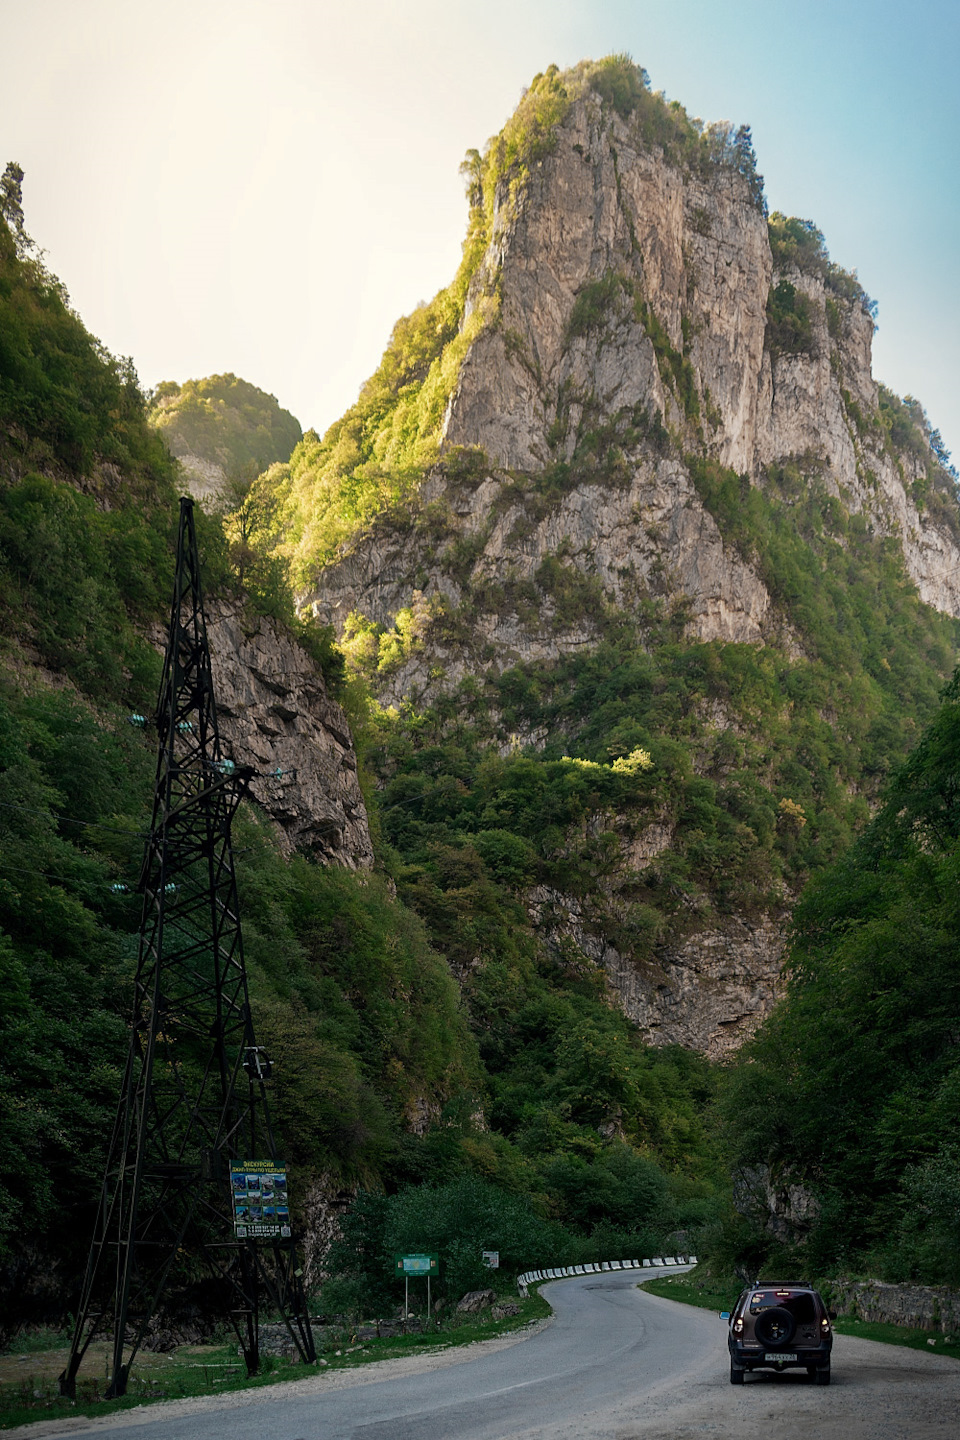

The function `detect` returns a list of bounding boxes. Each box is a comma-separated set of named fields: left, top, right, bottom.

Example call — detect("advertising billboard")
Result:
left=230, top=1159, right=290, bottom=1239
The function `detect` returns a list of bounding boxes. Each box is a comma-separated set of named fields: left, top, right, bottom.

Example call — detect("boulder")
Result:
left=456, top=1289, right=497, bottom=1314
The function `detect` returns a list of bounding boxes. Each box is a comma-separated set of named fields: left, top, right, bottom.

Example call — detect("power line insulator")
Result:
left=243, top=1047, right=273, bottom=1082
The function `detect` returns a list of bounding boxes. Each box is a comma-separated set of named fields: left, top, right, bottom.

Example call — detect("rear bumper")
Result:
left=730, top=1340, right=832, bottom=1371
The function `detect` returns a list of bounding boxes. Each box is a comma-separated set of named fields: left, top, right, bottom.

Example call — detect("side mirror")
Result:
left=719, top=1311, right=730, bottom=1320
left=828, top=1309, right=838, bottom=1320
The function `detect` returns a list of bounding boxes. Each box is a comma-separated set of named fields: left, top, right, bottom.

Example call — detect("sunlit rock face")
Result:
left=307, top=89, right=960, bottom=669
left=445, top=97, right=770, bottom=479
left=299, top=87, right=960, bottom=1054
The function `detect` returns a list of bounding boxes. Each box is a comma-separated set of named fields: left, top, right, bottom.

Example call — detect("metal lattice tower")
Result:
left=60, top=497, right=315, bottom=1400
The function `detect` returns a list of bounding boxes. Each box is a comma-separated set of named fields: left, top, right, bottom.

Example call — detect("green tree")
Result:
left=0, top=161, right=31, bottom=255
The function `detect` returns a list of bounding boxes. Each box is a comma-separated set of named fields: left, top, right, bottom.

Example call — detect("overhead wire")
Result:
left=0, top=857, right=138, bottom=892
left=0, top=797, right=150, bottom=838
left=0, top=762, right=295, bottom=839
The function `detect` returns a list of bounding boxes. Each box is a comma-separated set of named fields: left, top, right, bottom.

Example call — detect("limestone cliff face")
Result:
left=207, top=605, right=373, bottom=867
left=307, top=93, right=960, bottom=666
left=299, top=86, right=960, bottom=1053
left=171, top=452, right=226, bottom=503
left=528, top=884, right=785, bottom=1061
left=445, top=100, right=769, bottom=479
left=441, top=93, right=960, bottom=612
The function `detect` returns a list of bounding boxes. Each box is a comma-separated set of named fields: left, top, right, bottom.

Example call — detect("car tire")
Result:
left=730, top=1360, right=745, bottom=1385
left=753, top=1306, right=797, bottom=1348
left=815, top=1365, right=831, bottom=1386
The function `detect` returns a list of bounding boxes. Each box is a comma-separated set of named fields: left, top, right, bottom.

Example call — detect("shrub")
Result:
left=765, top=280, right=815, bottom=359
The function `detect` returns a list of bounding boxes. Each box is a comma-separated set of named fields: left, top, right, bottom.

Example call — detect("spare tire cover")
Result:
left=754, top=1306, right=796, bottom=1347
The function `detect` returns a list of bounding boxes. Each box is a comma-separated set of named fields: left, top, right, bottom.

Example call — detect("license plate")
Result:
left=765, top=1352, right=798, bottom=1362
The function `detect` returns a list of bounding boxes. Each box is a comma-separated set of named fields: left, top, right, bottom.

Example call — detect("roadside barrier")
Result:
left=517, top=1255, right=695, bottom=1296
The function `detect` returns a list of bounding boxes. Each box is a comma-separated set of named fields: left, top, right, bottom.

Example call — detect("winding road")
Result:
left=15, top=1268, right=960, bottom=1440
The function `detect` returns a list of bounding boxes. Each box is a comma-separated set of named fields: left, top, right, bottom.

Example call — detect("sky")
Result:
left=3, top=0, right=958, bottom=461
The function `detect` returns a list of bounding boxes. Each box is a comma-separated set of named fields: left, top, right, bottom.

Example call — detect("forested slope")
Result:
left=0, top=190, right=473, bottom=1316
left=0, top=175, right=725, bottom=1330
left=720, top=669, right=960, bottom=1286
left=149, top=373, right=302, bottom=501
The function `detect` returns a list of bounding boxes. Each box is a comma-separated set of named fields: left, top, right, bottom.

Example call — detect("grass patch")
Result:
left=0, top=1342, right=250, bottom=1430
left=639, top=1268, right=960, bottom=1362
left=827, top=1315, right=960, bottom=1361
left=0, top=1293, right=550, bottom=1429
left=639, top=1267, right=741, bottom=1312
left=319, top=1289, right=551, bottom=1372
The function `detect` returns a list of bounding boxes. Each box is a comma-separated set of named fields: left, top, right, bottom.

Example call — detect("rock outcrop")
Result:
left=208, top=604, right=373, bottom=866
left=527, top=885, right=785, bottom=1061
left=733, top=1164, right=822, bottom=1244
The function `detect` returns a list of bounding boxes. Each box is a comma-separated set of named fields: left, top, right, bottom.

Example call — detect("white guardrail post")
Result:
left=516, top=1255, right=697, bottom=1295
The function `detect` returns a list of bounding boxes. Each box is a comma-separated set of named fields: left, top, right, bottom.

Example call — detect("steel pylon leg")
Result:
left=60, top=497, right=315, bottom=1399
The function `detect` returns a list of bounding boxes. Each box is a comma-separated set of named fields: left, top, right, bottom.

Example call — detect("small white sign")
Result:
left=482, top=1250, right=499, bottom=1269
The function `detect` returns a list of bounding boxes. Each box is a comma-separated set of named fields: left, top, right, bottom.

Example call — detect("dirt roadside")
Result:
left=3, top=1321, right=553, bottom=1438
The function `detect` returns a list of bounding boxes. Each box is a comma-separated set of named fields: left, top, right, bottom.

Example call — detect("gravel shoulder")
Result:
left=604, top=1325, right=960, bottom=1440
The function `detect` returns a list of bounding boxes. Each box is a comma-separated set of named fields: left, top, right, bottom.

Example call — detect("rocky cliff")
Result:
left=206, top=604, right=373, bottom=867
left=263, top=62, right=960, bottom=1057
left=305, top=87, right=960, bottom=661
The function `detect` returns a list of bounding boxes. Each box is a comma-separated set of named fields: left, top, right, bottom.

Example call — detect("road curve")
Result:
left=13, top=1269, right=960, bottom=1440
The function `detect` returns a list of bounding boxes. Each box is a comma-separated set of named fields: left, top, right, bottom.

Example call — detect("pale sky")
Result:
left=3, top=0, right=958, bottom=463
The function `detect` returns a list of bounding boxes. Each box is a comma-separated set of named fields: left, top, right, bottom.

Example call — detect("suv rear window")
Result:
left=748, top=1291, right=817, bottom=1323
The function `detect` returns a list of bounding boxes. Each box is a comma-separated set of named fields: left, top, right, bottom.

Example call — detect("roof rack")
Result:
left=754, top=1280, right=813, bottom=1289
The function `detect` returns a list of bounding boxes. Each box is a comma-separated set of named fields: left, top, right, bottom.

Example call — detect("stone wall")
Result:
left=823, top=1279, right=960, bottom=1333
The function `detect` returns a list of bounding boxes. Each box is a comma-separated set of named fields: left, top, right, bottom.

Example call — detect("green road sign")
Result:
left=394, top=1253, right=439, bottom=1275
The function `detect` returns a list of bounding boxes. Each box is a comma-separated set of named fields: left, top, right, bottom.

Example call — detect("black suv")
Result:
left=723, top=1283, right=834, bottom=1385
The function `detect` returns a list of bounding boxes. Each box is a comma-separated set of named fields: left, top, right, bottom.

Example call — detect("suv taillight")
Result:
left=734, top=1318, right=744, bottom=1334
left=821, top=1317, right=831, bottom=1332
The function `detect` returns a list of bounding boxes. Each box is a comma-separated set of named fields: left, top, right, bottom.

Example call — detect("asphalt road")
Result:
left=15, top=1269, right=960, bottom=1440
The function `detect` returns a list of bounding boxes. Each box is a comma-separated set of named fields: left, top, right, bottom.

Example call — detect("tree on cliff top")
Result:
left=149, top=372, right=302, bottom=480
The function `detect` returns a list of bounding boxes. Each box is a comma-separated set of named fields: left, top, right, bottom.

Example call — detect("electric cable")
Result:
left=0, top=761, right=295, bottom=838
left=0, top=797, right=150, bottom=838
left=0, top=857, right=137, bottom=892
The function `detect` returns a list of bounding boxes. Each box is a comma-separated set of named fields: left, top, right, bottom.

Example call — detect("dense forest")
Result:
left=720, top=674, right=960, bottom=1286
left=2, top=54, right=959, bottom=1337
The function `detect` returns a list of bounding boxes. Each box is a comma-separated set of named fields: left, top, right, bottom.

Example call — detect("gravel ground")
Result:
left=532, top=1329, right=960, bottom=1440
left=606, top=1331, right=960, bottom=1440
